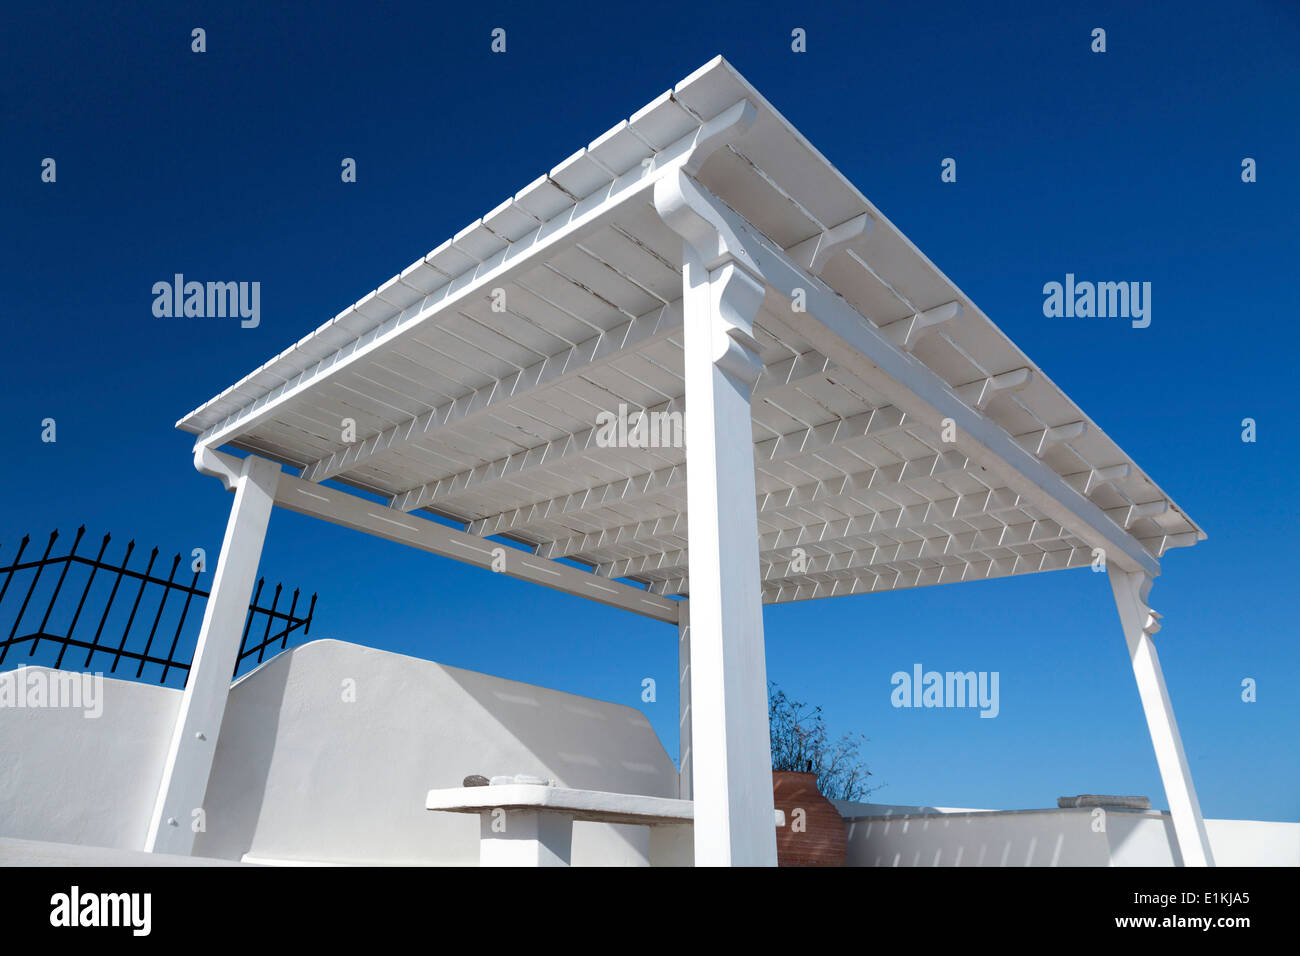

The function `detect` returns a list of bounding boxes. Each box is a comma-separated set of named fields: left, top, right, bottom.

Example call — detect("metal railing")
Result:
left=0, top=526, right=317, bottom=687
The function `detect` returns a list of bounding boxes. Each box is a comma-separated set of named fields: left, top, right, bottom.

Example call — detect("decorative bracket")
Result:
left=1083, top=463, right=1130, bottom=496
left=682, top=99, right=757, bottom=177
left=194, top=445, right=241, bottom=492
left=881, top=300, right=962, bottom=352
left=654, top=168, right=767, bottom=389
left=786, top=213, right=872, bottom=276
left=958, top=367, right=1033, bottom=412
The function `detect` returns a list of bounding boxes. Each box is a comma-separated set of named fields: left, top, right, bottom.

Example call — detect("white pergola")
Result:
left=154, top=57, right=1211, bottom=866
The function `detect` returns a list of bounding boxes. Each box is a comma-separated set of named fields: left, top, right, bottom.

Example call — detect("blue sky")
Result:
left=3, top=1, right=1297, bottom=821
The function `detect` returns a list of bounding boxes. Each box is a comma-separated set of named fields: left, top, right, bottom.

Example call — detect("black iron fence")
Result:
left=0, top=527, right=317, bottom=688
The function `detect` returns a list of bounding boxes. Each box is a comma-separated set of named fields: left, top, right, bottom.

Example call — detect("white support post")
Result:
left=678, top=600, right=692, bottom=801
left=656, top=166, right=777, bottom=866
left=1107, top=566, right=1215, bottom=867
left=478, top=810, right=573, bottom=867
left=680, top=247, right=776, bottom=866
left=145, top=453, right=280, bottom=854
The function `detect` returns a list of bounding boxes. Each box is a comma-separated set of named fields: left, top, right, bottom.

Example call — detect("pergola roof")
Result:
left=177, top=56, right=1203, bottom=610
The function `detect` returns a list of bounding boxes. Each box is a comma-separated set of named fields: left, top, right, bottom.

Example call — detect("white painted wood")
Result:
left=655, top=167, right=778, bottom=866
left=395, top=346, right=833, bottom=517
left=160, top=61, right=1215, bottom=871
left=176, top=59, right=1204, bottom=602
left=183, top=96, right=754, bottom=453
left=145, top=454, right=280, bottom=855
left=1108, top=567, right=1215, bottom=867
left=679, top=246, right=776, bottom=866
left=248, top=452, right=680, bottom=623
left=786, top=213, right=872, bottom=275
left=678, top=600, right=692, bottom=801
left=314, top=300, right=685, bottom=488
left=662, top=171, right=1163, bottom=578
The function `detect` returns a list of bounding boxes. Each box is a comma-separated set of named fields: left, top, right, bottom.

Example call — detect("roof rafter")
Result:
left=389, top=346, right=836, bottom=514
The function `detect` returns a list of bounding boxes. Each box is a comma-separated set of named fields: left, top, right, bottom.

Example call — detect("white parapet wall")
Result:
left=5, top=646, right=1294, bottom=867
left=831, top=802, right=1300, bottom=867
left=1, top=640, right=679, bottom=865
left=0, top=667, right=181, bottom=850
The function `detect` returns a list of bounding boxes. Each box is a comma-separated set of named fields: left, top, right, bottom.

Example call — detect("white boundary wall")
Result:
left=0, top=668, right=180, bottom=850
left=3, top=645, right=1294, bottom=867
left=832, top=802, right=1300, bottom=867
left=1, top=641, right=678, bottom=865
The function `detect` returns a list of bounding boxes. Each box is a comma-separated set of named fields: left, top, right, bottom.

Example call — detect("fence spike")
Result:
left=1, top=527, right=318, bottom=686
left=32, top=524, right=86, bottom=656
left=111, top=545, right=159, bottom=673
left=1, top=529, right=61, bottom=665
left=59, top=530, right=113, bottom=668
left=138, top=552, right=183, bottom=678
left=84, top=538, right=136, bottom=667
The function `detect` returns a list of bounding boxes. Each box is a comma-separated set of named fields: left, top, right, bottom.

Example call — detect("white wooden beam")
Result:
left=146, top=453, right=280, bottom=854
left=618, top=498, right=1050, bottom=583
left=192, top=97, right=756, bottom=455
left=533, top=411, right=923, bottom=561
left=649, top=514, right=1081, bottom=597
left=659, top=173, right=1161, bottom=578
left=1107, top=567, right=1215, bottom=866
left=760, top=543, right=1093, bottom=603
left=470, top=401, right=915, bottom=541
left=594, top=451, right=977, bottom=575
left=258, top=456, right=678, bottom=623
left=391, top=347, right=834, bottom=515
left=308, top=300, right=684, bottom=486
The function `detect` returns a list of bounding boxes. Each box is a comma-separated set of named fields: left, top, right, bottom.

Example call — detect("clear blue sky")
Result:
left=3, top=1, right=1296, bottom=822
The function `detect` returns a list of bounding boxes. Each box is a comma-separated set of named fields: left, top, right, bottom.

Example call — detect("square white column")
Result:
left=680, top=243, right=777, bottom=867
left=1108, top=566, right=1215, bottom=866
left=145, top=454, right=280, bottom=854
left=478, top=809, right=573, bottom=867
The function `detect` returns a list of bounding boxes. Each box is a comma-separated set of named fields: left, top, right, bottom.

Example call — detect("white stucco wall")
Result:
left=2, top=641, right=679, bottom=865
left=192, top=639, right=679, bottom=865
left=5, top=648, right=1294, bottom=867
left=0, top=666, right=180, bottom=850
left=832, top=801, right=1300, bottom=867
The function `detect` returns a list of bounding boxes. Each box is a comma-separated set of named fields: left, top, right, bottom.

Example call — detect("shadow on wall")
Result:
left=191, top=654, right=290, bottom=860
left=441, top=662, right=678, bottom=864
left=192, top=639, right=678, bottom=865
